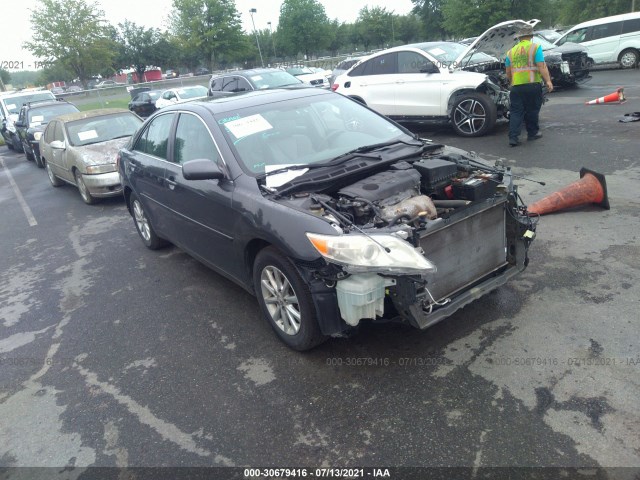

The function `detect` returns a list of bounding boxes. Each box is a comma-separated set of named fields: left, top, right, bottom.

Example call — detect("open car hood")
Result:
left=454, top=19, right=541, bottom=69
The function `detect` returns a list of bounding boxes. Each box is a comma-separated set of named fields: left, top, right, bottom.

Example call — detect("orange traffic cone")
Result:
left=527, top=168, right=609, bottom=216
left=585, top=87, right=625, bottom=105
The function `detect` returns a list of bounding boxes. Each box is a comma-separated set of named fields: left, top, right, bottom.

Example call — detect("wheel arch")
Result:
left=446, top=88, right=481, bottom=116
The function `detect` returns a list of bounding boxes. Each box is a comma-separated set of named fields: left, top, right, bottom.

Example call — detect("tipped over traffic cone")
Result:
left=585, top=87, right=625, bottom=105
left=527, top=168, right=609, bottom=216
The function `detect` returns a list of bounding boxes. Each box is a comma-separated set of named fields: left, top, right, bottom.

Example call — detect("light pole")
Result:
left=267, top=21, right=276, bottom=58
left=249, top=8, right=264, bottom=67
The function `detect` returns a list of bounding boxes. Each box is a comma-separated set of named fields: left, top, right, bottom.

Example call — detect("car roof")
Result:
left=159, top=87, right=334, bottom=115
left=25, top=100, right=73, bottom=110
left=210, top=68, right=288, bottom=79
left=54, top=108, right=133, bottom=123
left=1, top=90, right=54, bottom=99
left=569, top=11, right=640, bottom=29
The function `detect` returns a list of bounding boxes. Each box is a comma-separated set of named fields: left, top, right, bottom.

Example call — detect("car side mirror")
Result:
left=182, top=159, right=225, bottom=180
left=420, top=62, right=440, bottom=74
left=14, top=121, right=25, bottom=128
left=50, top=140, right=66, bottom=150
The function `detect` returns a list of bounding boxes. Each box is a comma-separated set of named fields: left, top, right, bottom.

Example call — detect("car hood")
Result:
left=544, top=42, right=588, bottom=55
left=454, top=19, right=541, bottom=69
left=74, top=137, right=130, bottom=165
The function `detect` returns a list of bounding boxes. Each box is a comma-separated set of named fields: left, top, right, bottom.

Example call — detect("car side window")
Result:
left=134, top=113, right=174, bottom=160
left=210, top=77, right=223, bottom=91
left=398, top=52, right=432, bottom=73
left=222, top=77, right=238, bottom=92
left=53, top=122, right=65, bottom=142
left=173, top=113, right=222, bottom=167
left=44, top=121, right=56, bottom=143
left=621, top=18, right=640, bottom=34
left=363, top=53, right=397, bottom=75
left=560, top=27, right=588, bottom=44
left=236, top=78, right=252, bottom=92
left=590, top=21, right=623, bottom=41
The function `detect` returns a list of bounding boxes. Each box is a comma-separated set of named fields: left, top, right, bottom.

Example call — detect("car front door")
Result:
left=393, top=51, right=443, bottom=116
left=163, top=112, right=238, bottom=278
left=47, top=121, right=72, bottom=181
left=127, top=112, right=177, bottom=234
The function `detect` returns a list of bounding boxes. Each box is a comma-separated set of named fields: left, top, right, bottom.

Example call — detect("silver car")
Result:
left=39, top=108, right=143, bottom=204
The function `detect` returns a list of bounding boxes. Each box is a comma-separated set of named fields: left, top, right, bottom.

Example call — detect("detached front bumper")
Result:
left=82, top=171, right=122, bottom=198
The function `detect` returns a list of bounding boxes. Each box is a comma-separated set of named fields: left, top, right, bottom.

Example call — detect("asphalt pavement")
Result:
left=0, top=69, right=639, bottom=478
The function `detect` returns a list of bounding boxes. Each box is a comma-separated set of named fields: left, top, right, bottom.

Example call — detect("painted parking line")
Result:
left=0, top=156, right=38, bottom=226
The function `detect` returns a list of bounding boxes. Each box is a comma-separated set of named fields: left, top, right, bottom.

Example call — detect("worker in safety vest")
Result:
left=505, top=24, right=554, bottom=147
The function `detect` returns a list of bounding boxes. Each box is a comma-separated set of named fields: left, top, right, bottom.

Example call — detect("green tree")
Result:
left=169, top=0, right=249, bottom=70
left=395, top=14, right=423, bottom=45
left=117, top=21, right=172, bottom=82
left=278, top=0, right=331, bottom=59
left=24, top=0, right=116, bottom=88
left=556, top=0, right=632, bottom=26
left=411, top=0, right=447, bottom=40
left=38, top=61, right=77, bottom=86
left=355, top=6, right=395, bottom=50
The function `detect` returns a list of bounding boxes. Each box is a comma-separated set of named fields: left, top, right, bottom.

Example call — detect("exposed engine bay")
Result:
left=270, top=143, right=537, bottom=333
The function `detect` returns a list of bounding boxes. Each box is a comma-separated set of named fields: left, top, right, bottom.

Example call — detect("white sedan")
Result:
left=155, top=85, right=209, bottom=109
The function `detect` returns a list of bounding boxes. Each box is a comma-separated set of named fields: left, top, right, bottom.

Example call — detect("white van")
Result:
left=554, top=12, right=640, bottom=68
left=0, top=90, right=56, bottom=151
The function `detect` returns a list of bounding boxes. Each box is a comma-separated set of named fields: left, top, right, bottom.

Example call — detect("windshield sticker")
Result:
left=428, top=47, right=447, bottom=56
left=250, top=75, right=263, bottom=81
left=265, top=164, right=308, bottom=189
left=77, top=130, right=98, bottom=141
left=31, top=115, right=44, bottom=122
left=6, top=103, right=17, bottom=110
left=225, top=114, right=273, bottom=139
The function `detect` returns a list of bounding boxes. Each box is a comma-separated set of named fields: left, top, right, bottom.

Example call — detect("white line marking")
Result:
left=0, top=156, right=38, bottom=226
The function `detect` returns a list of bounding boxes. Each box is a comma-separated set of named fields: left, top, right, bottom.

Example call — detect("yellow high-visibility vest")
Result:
left=507, top=40, right=542, bottom=85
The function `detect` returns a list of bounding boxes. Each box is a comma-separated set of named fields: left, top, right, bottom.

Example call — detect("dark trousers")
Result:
left=509, top=83, right=543, bottom=141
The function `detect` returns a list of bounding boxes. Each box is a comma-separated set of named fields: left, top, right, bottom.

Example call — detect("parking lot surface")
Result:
left=1, top=69, right=639, bottom=476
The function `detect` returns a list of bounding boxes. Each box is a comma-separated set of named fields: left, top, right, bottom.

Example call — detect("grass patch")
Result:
left=77, top=97, right=130, bottom=111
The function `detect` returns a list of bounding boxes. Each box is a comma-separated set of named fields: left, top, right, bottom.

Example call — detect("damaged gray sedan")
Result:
left=118, top=89, right=537, bottom=350
left=39, top=108, right=143, bottom=204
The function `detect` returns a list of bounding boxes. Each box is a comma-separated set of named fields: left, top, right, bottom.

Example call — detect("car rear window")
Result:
left=622, top=18, right=640, bottom=34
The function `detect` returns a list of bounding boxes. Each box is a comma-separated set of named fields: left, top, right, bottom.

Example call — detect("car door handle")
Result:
left=166, top=176, right=177, bottom=190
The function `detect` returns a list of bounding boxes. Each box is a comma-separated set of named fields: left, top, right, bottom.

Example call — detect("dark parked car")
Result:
left=128, top=90, right=164, bottom=117
left=207, top=68, right=306, bottom=98
left=14, top=99, right=79, bottom=165
left=165, top=69, right=180, bottom=79
left=533, top=34, right=592, bottom=86
left=118, top=88, right=536, bottom=351
left=195, top=67, right=210, bottom=76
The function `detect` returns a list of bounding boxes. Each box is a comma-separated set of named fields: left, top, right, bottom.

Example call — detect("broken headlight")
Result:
left=306, top=232, right=436, bottom=275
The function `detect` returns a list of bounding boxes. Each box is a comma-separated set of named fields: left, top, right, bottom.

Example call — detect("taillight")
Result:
left=331, top=84, right=339, bottom=91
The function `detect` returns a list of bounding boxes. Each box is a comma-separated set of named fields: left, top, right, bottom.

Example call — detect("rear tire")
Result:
left=253, top=247, right=327, bottom=351
left=619, top=49, right=639, bottom=69
left=451, top=92, right=497, bottom=137
left=130, top=193, right=167, bottom=250
left=45, top=160, right=64, bottom=187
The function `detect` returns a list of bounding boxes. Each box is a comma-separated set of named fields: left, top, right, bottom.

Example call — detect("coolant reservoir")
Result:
left=335, top=274, right=386, bottom=326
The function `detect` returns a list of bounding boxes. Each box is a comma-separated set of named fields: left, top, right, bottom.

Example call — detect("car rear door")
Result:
left=162, top=112, right=238, bottom=277
left=126, top=112, right=177, bottom=234
left=582, top=22, right=623, bottom=62
left=348, top=53, right=399, bottom=115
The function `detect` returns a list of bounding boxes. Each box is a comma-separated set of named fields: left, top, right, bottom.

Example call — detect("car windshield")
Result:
left=251, top=71, right=302, bottom=88
left=176, top=86, right=208, bottom=99
left=286, top=67, right=314, bottom=76
left=2, top=92, right=55, bottom=115
left=417, top=42, right=468, bottom=62
left=28, top=104, right=78, bottom=125
left=65, top=112, right=142, bottom=146
left=533, top=35, right=557, bottom=49
left=217, top=93, right=410, bottom=176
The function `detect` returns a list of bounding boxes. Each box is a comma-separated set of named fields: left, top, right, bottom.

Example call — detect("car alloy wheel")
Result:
left=130, top=194, right=166, bottom=250
left=619, top=49, right=639, bottom=69
left=253, top=247, right=326, bottom=351
left=74, top=170, right=96, bottom=204
left=451, top=93, right=497, bottom=137
left=46, top=161, right=63, bottom=187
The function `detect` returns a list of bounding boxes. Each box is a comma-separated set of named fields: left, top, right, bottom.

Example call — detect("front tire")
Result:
left=253, top=247, right=326, bottom=351
left=74, top=170, right=96, bottom=205
left=12, top=134, right=24, bottom=153
left=619, top=49, right=639, bottom=69
left=22, top=141, right=34, bottom=161
left=130, top=193, right=167, bottom=250
left=451, top=92, right=497, bottom=137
